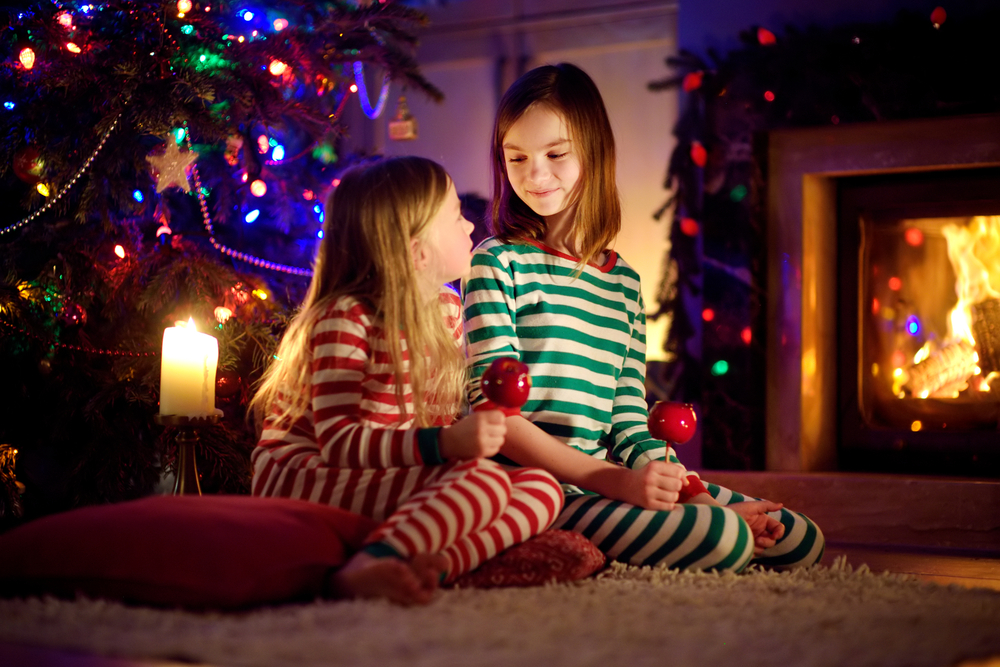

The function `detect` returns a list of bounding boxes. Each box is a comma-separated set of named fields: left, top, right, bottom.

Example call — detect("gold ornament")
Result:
left=388, top=96, right=418, bottom=141
left=147, top=140, right=198, bottom=193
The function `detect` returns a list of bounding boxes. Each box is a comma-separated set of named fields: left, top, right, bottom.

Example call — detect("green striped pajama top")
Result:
left=463, top=237, right=686, bottom=494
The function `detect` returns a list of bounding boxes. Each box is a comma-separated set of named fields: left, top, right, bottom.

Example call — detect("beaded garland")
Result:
left=0, top=113, right=123, bottom=237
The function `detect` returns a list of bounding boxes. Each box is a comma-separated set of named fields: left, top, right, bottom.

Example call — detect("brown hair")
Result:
left=490, top=63, right=621, bottom=267
left=250, top=156, right=465, bottom=430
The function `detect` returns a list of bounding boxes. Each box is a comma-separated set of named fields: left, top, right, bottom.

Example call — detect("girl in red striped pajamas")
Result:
left=249, top=156, right=564, bottom=605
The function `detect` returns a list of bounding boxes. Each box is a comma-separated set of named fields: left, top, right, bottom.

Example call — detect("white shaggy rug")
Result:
left=2, top=557, right=999, bottom=667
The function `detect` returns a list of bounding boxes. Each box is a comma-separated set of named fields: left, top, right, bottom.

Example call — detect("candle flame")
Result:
left=174, top=318, right=198, bottom=331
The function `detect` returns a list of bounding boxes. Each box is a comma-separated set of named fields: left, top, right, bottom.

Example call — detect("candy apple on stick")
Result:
left=482, top=357, right=531, bottom=409
left=648, top=401, right=697, bottom=444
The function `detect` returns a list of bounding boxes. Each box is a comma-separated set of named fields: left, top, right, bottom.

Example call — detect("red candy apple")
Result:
left=482, top=357, right=532, bottom=409
left=648, top=401, right=697, bottom=444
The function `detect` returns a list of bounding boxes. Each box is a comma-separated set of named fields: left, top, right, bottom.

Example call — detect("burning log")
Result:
left=903, top=339, right=978, bottom=398
left=971, top=297, right=1000, bottom=374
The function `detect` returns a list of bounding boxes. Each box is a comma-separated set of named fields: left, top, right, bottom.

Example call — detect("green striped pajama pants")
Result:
left=553, top=481, right=825, bottom=573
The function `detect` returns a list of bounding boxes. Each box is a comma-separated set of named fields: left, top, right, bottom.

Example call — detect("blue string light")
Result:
left=352, top=62, right=390, bottom=119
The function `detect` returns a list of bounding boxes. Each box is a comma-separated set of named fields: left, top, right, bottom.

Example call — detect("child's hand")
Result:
left=726, top=500, right=785, bottom=555
left=438, top=410, right=506, bottom=460
left=618, top=461, right=688, bottom=511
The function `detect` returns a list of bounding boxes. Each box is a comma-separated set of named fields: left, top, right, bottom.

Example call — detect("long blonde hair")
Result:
left=250, top=156, right=465, bottom=430
left=490, top=63, right=621, bottom=267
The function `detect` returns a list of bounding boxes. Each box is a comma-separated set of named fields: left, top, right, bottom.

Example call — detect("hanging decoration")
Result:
left=12, top=147, right=44, bottom=184
left=931, top=6, right=947, bottom=28
left=0, top=443, right=24, bottom=528
left=146, top=139, right=198, bottom=193
left=353, top=61, right=390, bottom=119
left=58, top=301, right=88, bottom=328
left=224, top=134, right=243, bottom=166
left=215, top=368, right=242, bottom=400
left=388, top=96, right=418, bottom=141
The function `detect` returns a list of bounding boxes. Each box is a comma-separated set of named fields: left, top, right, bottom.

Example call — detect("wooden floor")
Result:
left=822, top=543, right=1000, bottom=591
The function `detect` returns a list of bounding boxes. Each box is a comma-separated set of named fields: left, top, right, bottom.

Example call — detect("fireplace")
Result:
left=765, top=114, right=1000, bottom=477
left=838, top=168, right=1000, bottom=476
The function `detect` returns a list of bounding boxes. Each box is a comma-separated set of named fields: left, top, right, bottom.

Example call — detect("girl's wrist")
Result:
left=417, top=427, right=447, bottom=464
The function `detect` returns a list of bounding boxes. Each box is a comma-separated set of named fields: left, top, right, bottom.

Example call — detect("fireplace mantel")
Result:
left=766, top=114, right=1000, bottom=472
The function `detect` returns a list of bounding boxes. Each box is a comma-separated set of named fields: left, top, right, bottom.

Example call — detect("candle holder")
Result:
left=154, top=411, right=223, bottom=495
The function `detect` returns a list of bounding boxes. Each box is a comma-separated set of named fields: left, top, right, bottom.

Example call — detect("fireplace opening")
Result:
left=838, top=167, right=1000, bottom=478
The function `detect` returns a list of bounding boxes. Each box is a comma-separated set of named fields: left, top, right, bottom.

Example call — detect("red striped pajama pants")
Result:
left=362, top=459, right=564, bottom=582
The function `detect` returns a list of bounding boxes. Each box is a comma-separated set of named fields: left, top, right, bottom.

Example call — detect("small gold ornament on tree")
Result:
left=146, top=139, right=198, bottom=193
left=0, top=443, right=24, bottom=526
left=388, top=96, right=418, bottom=141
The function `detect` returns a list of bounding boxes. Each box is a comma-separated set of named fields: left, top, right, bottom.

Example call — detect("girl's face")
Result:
left=501, top=104, right=582, bottom=223
left=415, top=181, right=475, bottom=288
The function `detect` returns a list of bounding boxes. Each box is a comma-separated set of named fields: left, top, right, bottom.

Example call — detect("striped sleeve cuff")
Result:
left=416, top=427, right=446, bottom=464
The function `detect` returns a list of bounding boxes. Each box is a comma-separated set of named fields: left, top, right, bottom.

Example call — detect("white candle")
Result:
left=159, top=318, right=218, bottom=416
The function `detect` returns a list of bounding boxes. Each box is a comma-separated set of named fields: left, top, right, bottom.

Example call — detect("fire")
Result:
left=943, top=215, right=1000, bottom=346
left=901, top=216, right=1000, bottom=398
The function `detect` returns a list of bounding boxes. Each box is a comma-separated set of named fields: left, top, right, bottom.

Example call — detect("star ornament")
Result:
left=147, top=140, right=198, bottom=193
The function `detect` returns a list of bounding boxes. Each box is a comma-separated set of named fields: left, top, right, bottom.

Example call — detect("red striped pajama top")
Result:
left=251, top=286, right=463, bottom=521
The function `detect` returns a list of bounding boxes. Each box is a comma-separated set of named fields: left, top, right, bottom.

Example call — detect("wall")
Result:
left=678, top=0, right=998, bottom=54
left=341, top=0, right=679, bottom=359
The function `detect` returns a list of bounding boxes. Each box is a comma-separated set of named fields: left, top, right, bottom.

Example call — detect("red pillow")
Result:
left=0, top=495, right=377, bottom=610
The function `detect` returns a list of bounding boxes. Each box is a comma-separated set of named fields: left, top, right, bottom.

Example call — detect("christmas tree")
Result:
left=0, top=0, right=441, bottom=525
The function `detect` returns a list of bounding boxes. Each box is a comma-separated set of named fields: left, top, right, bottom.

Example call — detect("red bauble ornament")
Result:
left=648, top=401, right=697, bottom=444
left=215, top=368, right=242, bottom=400
left=690, top=141, right=708, bottom=168
left=13, top=146, right=44, bottom=184
left=930, top=6, right=947, bottom=27
left=58, top=302, right=87, bottom=328
left=757, top=27, right=777, bottom=45
left=681, top=71, right=703, bottom=92
left=482, top=357, right=531, bottom=408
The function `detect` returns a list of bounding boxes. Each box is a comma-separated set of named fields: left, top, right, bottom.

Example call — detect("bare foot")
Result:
left=411, top=552, right=450, bottom=589
left=327, top=552, right=441, bottom=606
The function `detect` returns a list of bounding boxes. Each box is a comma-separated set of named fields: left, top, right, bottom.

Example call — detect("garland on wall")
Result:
left=649, top=6, right=1000, bottom=469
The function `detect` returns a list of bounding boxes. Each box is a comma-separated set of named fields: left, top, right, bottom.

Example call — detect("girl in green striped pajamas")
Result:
left=463, top=63, right=824, bottom=573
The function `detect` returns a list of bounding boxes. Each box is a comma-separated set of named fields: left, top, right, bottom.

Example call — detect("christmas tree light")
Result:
left=0, top=0, right=444, bottom=515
